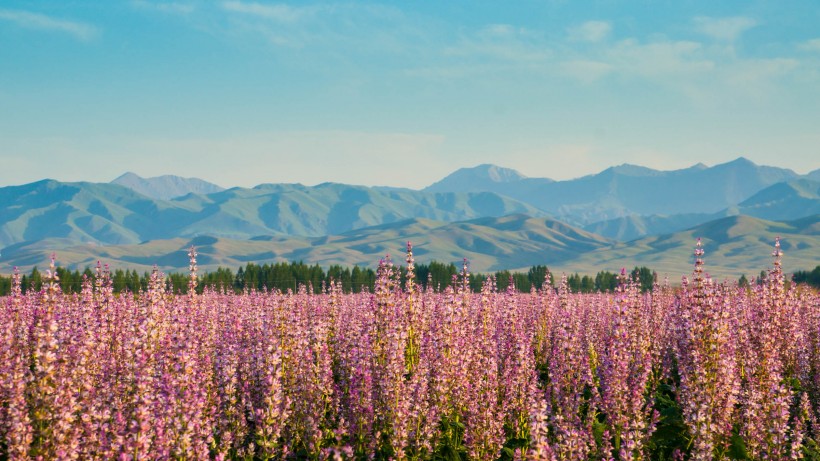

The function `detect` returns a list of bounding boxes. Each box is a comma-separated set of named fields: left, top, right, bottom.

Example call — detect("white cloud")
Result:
left=799, top=38, right=820, bottom=52
left=693, top=16, right=757, bottom=42
left=132, top=1, right=195, bottom=15
left=442, top=24, right=551, bottom=65
left=216, top=1, right=413, bottom=51
left=480, top=24, right=539, bottom=39
left=0, top=9, right=97, bottom=41
left=221, top=1, right=317, bottom=22
left=585, top=36, right=806, bottom=104
left=406, top=13, right=814, bottom=109
left=721, top=57, right=800, bottom=100
left=605, top=39, right=714, bottom=79
left=560, top=60, right=613, bottom=83
left=567, top=21, right=612, bottom=43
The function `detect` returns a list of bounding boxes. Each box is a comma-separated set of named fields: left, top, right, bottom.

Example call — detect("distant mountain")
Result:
left=0, top=180, right=546, bottom=247
left=0, top=214, right=613, bottom=273
left=112, top=172, right=224, bottom=200
left=425, top=164, right=552, bottom=194
left=580, top=179, right=820, bottom=242
left=734, top=179, right=820, bottom=221
left=808, top=169, right=820, bottom=181
left=427, top=158, right=799, bottom=225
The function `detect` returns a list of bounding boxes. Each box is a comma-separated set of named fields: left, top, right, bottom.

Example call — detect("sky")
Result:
left=1, top=0, right=819, bottom=189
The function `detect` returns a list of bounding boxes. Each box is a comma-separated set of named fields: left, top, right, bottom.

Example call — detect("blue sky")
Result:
left=1, top=1, right=819, bottom=188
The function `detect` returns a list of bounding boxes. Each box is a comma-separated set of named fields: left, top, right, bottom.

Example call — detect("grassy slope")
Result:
left=560, top=214, right=820, bottom=280
left=2, top=214, right=816, bottom=281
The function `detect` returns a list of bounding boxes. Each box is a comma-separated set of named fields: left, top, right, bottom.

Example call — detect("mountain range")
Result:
left=0, top=157, right=817, bottom=277
left=0, top=180, right=544, bottom=247
left=428, top=158, right=803, bottom=225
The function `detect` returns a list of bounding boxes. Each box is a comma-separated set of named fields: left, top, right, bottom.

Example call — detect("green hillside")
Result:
left=562, top=215, right=820, bottom=279
left=0, top=214, right=610, bottom=274
left=2, top=214, right=816, bottom=282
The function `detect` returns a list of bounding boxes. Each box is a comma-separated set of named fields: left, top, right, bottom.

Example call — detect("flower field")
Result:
left=1, top=241, right=819, bottom=460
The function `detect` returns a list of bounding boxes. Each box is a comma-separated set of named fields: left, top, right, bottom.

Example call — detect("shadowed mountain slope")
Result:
left=0, top=180, right=546, bottom=247
left=735, top=178, right=820, bottom=221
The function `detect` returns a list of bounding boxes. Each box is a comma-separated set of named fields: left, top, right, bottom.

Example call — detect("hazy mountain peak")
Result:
left=730, top=156, right=754, bottom=164
left=424, top=164, right=533, bottom=193
left=112, top=172, right=224, bottom=200
left=607, top=164, right=660, bottom=176
left=113, top=172, right=140, bottom=182
left=450, top=164, right=527, bottom=182
left=718, top=156, right=761, bottom=170
left=475, top=164, right=528, bottom=182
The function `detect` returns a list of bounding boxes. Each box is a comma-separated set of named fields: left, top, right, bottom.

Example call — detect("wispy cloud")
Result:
left=411, top=13, right=811, bottom=108
left=221, top=1, right=318, bottom=23
left=0, top=8, right=98, bottom=41
left=442, top=24, right=550, bottom=66
left=217, top=1, right=418, bottom=54
left=567, top=21, right=611, bottom=43
left=216, top=1, right=330, bottom=48
left=693, top=16, right=757, bottom=42
left=480, top=24, right=534, bottom=39
left=602, top=35, right=814, bottom=107
left=560, top=59, right=612, bottom=83
left=132, top=1, right=195, bottom=15
left=799, top=38, right=820, bottom=52
left=605, top=39, right=714, bottom=79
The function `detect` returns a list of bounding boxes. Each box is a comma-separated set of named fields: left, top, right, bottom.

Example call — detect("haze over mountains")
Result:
left=428, top=157, right=802, bottom=225
left=1, top=158, right=817, bottom=276
left=111, top=172, right=225, bottom=200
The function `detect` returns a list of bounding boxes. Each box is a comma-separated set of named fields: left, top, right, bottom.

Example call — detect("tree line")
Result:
left=0, top=261, right=666, bottom=297
left=793, top=265, right=820, bottom=288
